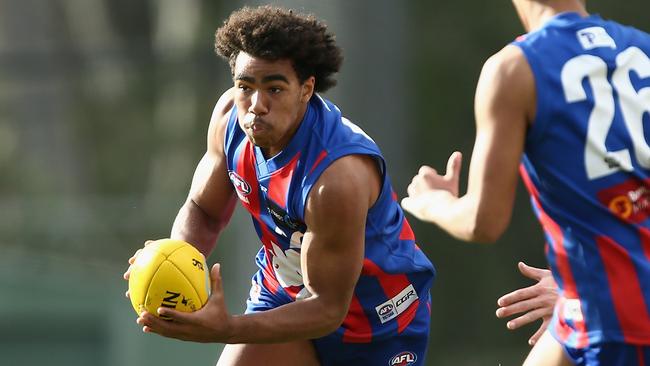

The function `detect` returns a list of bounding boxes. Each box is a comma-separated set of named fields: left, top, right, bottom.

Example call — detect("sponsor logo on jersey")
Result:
left=597, top=178, right=650, bottom=223
left=389, top=351, right=417, bottom=366
left=375, top=284, right=418, bottom=324
left=577, top=27, right=616, bottom=50
left=228, top=171, right=251, bottom=203
left=267, top=198, right=306, bottom=232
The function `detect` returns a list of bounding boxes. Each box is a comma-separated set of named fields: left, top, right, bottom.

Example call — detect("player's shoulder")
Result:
left=483, top=45, right=528, bottom=78
left=212, top=87, right=236, bottom=124
left=308, top=154, right=381, bottom=210
left=476, top=45, right=535, bottom=120
left=207, top=87, right=236, bottom=152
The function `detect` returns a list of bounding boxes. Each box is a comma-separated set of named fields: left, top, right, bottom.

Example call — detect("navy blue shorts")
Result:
left=245, top=269, right=431, bottom=366
left=564, top=343, right=650, bottom=366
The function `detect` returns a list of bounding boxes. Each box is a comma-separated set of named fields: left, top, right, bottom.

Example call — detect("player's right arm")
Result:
left=401, top=45, right=534, bottom=243
left=169, top=88, right=238, bottom=257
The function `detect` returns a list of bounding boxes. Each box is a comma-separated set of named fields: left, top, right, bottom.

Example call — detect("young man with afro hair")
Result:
left=127, top=5, right=436, bottom=365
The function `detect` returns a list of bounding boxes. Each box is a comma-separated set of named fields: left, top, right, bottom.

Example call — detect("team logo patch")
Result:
left=229, top=171, right=251, bottom=203
left=389, top=351, right=417, bottom=366
left=576, top=26, right=616, bottom=50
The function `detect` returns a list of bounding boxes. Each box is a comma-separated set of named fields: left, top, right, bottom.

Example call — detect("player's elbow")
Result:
left=464, top=213, right=510, bottom=244
left=321, top=306, right=348, bottom=335
left=311, top=297, right=349, bottom=336
left=468, top=225, right=504, bottom=243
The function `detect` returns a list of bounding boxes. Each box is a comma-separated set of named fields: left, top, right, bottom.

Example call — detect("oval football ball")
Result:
left=128, top=239, right=210, bottom=317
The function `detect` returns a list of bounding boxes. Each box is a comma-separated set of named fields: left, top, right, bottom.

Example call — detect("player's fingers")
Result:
left=128, top=248, right=142, bottom=265
left=418, top=165, right=437, bottom=176
left=156, top=307, right=191, bottom=324
left=496, top=297, right=537, bottom=318
left=528, top=319, right=549, bottom=346
left=518, top=261, right=550, bottom=281
left=210, top=263, right=224, bottom=296
left=407, top=180, right=420, bottom=197
left=497, top=285, right=537, bottom=307
left=504, top=308, right=547, bottom=330
left=138, top=310, right=188, bottom=337
left=445, top=151, right=462, bottom=180
left=401, top=197, right=414, bottom=213
left=136, top=311, right=156, bottom=328
left=125, top=289, right=130, bottom=298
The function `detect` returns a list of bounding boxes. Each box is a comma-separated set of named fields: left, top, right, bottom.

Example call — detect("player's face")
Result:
left=233, top=52, right=315, bottom=157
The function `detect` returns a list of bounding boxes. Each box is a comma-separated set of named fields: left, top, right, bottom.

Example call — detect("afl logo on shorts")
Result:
left=389, top=351, right=417, bottom=366
left=229, top=171, right=251, bottom=202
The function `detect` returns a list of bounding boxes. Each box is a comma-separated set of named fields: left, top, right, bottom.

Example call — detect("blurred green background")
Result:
left=1, top=0, right=648, bottom=365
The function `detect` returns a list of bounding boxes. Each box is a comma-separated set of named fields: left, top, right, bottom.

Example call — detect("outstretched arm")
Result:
left=136, top=154, right=382, bottom=343
left=496, top=262, right=558, bottom=346
left=401, top=45, right=535, bottom=243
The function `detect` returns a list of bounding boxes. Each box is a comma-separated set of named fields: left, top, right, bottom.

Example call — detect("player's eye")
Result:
left=237, top=83, right=252, bottom=93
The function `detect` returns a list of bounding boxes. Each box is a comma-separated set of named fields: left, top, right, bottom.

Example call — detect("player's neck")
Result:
left=520, top=2, right=589, bottom=32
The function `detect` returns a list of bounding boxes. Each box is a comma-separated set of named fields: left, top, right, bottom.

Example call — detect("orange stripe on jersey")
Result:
left=597, top=235, right=650, bottom=344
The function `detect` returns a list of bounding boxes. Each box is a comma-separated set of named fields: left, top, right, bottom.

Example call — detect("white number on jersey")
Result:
left=561, top=46, right=650, bottom=180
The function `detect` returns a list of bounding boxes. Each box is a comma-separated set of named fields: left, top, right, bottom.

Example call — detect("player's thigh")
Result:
left=216, top=341, right=320, bottom=366
left=523, top=330, right=573, bottom=366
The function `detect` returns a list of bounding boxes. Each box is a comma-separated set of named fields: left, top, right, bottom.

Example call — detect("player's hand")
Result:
left=496, top=262, right=558, bottom=346
left=401, top=151, right=462, bottom=222
left=136, top=263, right=233, bottom=343
left=123, top=240, right=154, bottom=298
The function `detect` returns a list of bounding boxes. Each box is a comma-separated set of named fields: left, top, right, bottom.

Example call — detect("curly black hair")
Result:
left=215, top=5, right=343, bottom=93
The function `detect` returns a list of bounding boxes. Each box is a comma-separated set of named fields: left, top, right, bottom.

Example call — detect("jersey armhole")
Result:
left=294, top=147, right=386, bottom=221
left=513, top=42, right=551, bottom=147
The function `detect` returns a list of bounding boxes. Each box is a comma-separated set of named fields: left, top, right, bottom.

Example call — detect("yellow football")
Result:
left=128, top=239, right=210, bottom=317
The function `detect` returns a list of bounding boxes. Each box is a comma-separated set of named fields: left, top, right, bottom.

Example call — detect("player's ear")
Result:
left=300, top=76, right=315, bottom=103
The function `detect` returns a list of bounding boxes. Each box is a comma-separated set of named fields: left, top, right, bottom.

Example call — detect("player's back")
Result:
left=514, top=12, right=650, bottom=348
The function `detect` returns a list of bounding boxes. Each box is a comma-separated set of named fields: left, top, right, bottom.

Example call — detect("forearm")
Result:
left=171, top=199, right=230, bottom=256
left=424, top=193, right=507, bottom=243
left=226, top=296, right=345, bottom=344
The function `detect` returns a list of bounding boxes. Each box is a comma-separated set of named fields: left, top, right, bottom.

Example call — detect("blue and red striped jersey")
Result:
left=514, top=12, right=650, bottom=348
left=224, top=94, right=435, bottom=343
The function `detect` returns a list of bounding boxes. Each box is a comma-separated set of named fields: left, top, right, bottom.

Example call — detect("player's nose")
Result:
left=249, top=91, right=269, bottom=115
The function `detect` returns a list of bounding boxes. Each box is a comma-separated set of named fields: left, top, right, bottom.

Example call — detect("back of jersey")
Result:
left=514, top=12, right=650, bottom=348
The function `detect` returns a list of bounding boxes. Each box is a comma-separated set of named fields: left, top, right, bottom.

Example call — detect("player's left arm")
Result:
left=136, top=153, right=380, bottom=343
left=402, top=45, right=534, bottom=243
